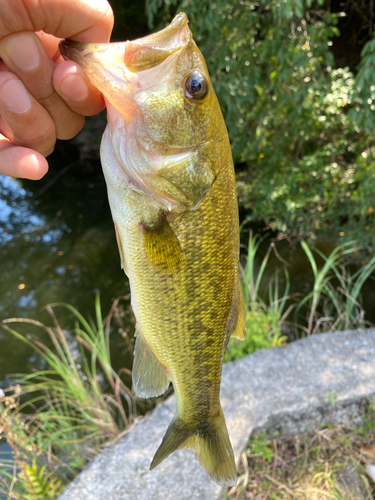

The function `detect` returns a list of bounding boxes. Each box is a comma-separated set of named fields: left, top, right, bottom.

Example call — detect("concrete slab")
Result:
left=58, top=328, right=375, bottom=500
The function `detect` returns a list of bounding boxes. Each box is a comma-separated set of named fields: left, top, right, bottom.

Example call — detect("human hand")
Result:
left=0, top=0, right=114, bottom=179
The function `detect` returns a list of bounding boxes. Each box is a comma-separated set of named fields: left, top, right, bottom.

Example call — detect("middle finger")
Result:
left=0, top=31, right=84, bottom=140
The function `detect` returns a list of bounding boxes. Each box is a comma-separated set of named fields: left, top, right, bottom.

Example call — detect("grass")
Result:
left=293, top=241, right=375, bottom=336
left=0, top=295, right=140, bottom=499
left=225, top=233, right=375, bottom=362
left=226, top=404, right=375, bottom=499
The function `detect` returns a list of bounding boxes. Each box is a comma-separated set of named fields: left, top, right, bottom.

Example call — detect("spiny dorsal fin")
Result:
left=132, top=325, right=170, bottom=399
left=140, top=212, right=183, bottom=271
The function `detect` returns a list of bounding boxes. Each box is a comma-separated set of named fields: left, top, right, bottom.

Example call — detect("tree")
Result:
left=146, top=0, right=375, bottom=248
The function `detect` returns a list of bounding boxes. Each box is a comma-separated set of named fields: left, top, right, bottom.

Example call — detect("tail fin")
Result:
left=150, top=407, right=236, bottom=487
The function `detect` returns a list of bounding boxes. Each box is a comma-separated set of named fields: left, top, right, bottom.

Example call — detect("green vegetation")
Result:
left=0, top=296, right=139, bottom=500
left=226, top=402, right=375, bottom=499
left=247, top=432, right=275, bottom=464
left=146, top=0, right=375, bottom=248
left=225, top=234, right=375, bottom=361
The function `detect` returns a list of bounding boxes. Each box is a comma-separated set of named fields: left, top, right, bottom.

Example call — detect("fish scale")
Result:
left=59, top=11, right=245, bottom=486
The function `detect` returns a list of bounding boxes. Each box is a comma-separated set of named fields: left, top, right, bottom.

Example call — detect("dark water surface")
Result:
left=0, top=116, right=374, bottom=388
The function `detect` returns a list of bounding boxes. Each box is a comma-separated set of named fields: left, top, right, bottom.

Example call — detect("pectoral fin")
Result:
left=140, top=212, right=184, bottom=270
left=133, top=326, right=170, bottom=399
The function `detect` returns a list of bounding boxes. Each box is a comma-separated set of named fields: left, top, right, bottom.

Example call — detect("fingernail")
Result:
left=0, top=77, right=31, bottom=114
left=59, top=75, right=89, bottom=102
left=3, top=33, right=40, bottom=72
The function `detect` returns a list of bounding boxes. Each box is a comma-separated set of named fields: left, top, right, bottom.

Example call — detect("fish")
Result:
left=59, top=12, right=245, bottom=487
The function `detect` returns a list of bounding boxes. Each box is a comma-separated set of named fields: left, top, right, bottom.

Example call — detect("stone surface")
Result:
left=58, top=328, right=375, bottom=500
left=334, top=465, right=369, bottom=500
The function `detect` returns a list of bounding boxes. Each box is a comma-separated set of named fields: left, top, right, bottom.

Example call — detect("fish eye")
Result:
left=184, top=72, right=208, bottom=100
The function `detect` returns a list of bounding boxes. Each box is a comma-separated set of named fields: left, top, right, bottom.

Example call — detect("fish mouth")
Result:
left=59, top=13, right=210, bottom=212
left=59, top=12, right=191, bottom=74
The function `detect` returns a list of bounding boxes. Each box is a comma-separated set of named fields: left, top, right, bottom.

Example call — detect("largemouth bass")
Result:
left=60, top=12, right=245, bottom=486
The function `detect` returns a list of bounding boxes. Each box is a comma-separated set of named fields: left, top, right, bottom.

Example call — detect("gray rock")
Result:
left=334, top=464, right=369, bottom=500
left=58, top=328, right=375, bottom=500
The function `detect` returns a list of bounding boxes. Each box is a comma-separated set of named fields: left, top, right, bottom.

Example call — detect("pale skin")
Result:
left=0, top=0, right=114, bottom=180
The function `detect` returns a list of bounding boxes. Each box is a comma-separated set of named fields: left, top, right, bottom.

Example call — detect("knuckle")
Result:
left=14, top=121, right=56, bottom=155
left=26, top=70, right=63, bottom=111
left=35, top=83, right=61, bottom=110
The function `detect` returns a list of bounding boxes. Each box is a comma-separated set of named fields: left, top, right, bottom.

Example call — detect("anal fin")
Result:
left=133, top=326, right=170, bottom=399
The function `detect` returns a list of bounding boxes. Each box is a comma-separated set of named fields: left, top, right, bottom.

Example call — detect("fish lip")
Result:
left=59, top=39, right=86, bottom=62
left=59, top=39, right=105, bottom=66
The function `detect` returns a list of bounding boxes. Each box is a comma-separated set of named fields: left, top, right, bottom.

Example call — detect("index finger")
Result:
left=0, top=0, right=114, bottom=43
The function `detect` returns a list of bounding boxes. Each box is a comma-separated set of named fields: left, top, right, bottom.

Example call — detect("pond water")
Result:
left=0, top=115, right=374, bottom=389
